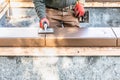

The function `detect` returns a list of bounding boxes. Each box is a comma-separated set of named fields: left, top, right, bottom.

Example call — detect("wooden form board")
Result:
left=9, top=2, right=120, bottom=8
left=86, top=0, right=120, bottom=2
left=0, top=3, right=9, bottom=19
left=1, top=47, right=120, bottom=56
left=10, top=0, right=120, bottom=2
left=0, top=0, right=9, bottom=19
left=10, top=0, right=32, bottom=1
left=112, top=28, right=120, bottom=47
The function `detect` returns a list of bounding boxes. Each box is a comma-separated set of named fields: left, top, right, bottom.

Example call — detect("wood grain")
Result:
left=9, top=2, right=120, bottom=8
left=0, top=2, right=9, bottom=19
left=0, top=47, right=120, bottom=56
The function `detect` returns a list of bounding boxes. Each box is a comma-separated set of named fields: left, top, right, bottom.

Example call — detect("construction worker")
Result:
left=33, top=0, right=85, bottom=29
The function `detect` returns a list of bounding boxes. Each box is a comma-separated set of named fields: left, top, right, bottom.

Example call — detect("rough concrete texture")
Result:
left=0, top=8, right=39, bottom=27
left=0, top=57, right=120, bottom=80
left=0, top=14, right=15, bottom=27
left=1, top=7, right=119, bottom=28
left=8, top=8, right=39, bottom=28
left=4, top=7, right=120, bottom=28
left=81, top=8, right=120, bottom=27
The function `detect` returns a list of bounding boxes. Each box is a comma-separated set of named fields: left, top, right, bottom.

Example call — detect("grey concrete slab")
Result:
left=46, top=27, right=116, bottom=47
left=112, top=28, right=120, bottom=47
left=0, top=28, right=45, bottom=47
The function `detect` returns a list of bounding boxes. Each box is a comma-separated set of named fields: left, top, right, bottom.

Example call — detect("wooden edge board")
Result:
left=0, top=38, right=45, bottom=47
left=111, top=28, right=120, bottom=47
left=85, top=2, right=120, bottom=7
left=0, top=47, right=120, bottom=56
left=0, top=3, right=9, bottom=19
left=9, top=2, right=120, bottom=8
left=0, top=28, right=45, bottom=47
left=0, top=2, right=8, bottom=8
left=10, top=2, right=33, bottom=8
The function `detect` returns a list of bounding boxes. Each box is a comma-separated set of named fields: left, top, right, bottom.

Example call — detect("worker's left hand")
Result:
left=74, top=1, right=85, bottom=17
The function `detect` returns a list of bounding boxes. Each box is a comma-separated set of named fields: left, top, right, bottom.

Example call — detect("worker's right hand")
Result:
left=40, top=18, right=49, bottom=29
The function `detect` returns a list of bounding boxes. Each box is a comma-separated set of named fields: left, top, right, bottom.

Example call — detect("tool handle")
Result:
left=40, top=18, right=49, bottom=29
left=43, top=22, right=48, bottom=30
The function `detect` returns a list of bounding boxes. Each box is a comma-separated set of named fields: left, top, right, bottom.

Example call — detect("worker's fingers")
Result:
left=74, top=3, right=79, bottom=11
left=75, top=9, right=81, bottom=17
left=78, top=12, right=81, bottom=17
left=75, top=10, right=79, bottom=17
left=78, top=10, right=82, bottom=17
left=45, top=19, right=50, bottom=26
left=77, top=12, right=81, bottom=17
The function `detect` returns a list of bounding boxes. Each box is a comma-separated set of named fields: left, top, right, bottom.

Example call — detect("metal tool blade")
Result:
left=38, top=28, right=54, bottom=34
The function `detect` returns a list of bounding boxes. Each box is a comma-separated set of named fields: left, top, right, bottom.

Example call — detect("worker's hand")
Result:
left=40, top=17, right=49, bottom=29
left=74, top=1, right=85, bottom=17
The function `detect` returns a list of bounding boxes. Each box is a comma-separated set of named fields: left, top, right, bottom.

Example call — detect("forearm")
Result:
left=33, top=0, right=46, bottom=19
left=80, top=0, right=85, bottom=5
left=76, top=0, right=85, bottom=5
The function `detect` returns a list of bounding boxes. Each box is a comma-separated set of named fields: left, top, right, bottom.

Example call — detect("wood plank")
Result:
left=86, top=2, right=120, bottom=7
left=10, top=2, right=33, bottom=7
left=10, top=0, right=32, bottom=1
left=112, top=28, right=120, bottom=47
left=0, top=47, right=120, bottom=56
left=93, top=0, right=120, bottom=2
left=46, top=27, right=116, bottom=47
left=0, top=3, right=9, bottom=19
left=103, top=2, right=120, bottom=7
left=0, top=28, right=45, bottom=47
left=9, top=2, right=120, bottom=8
left=9, top=0, right=120, bottom=2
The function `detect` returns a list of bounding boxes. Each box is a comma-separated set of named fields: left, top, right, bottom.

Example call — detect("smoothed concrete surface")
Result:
left=0, top=28, right=45, bottom=47
left=0, top=27, right=117, bottom=47
left=46, top=27, right=116, bottom=47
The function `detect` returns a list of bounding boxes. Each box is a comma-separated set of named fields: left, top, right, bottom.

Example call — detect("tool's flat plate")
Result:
left=46, top=27, right=116, bottom=47
left=112, top=28, right=120, bottom=46
left=0, top=28, right=45, bottom=47
left=38, top=28, right=54, bottom=34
